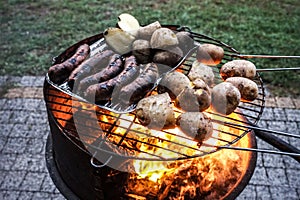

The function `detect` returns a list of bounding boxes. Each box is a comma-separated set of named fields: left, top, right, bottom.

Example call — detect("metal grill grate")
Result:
left=44, top=25, right=265, bottom=162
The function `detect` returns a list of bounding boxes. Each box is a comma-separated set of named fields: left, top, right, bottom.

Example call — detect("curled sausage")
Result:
left=84, top=55, right=139, bottom=102
left=68, top=49, right=114, bottom=88
left=76, top=54, right=124, bottom=92
left=117, top=62, right=159, bottom=106
left=48, top=44, right=90, bottom=84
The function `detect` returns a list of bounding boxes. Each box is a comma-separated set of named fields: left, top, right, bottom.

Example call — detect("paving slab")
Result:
left=0, top=75, right=299, bottom=200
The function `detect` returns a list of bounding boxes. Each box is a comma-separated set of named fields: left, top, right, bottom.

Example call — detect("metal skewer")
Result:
left=231, top=54, right=300, bottom=59
left=256, top=67, right=300, bottom=72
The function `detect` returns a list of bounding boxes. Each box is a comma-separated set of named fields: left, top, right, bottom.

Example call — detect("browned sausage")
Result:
left=48, top=44, right=90, bottom=84
left=84, top=55, right=139, bottom=102
left=117, top=62, right=159, bottom=106
left=68, top=49, right=114, bottom=88
left=76, top=54, right=124, bottom=92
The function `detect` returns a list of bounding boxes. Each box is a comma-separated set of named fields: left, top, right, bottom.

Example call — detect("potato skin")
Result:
left=132, top=39, right=152, bottom=64
left=188, top=60, right=215, bottom=86
left=225, top=77, right=258, bottom=101
left=191, top=78, right=211, bottom=94
left=211, top=82, right=241, bottom=115
left=176, top=31, right=195, bottom=54
left=175, top=87, right=211, bottom=112
left=137, top=21, right=161, bottom=40
left=153, top=46, right=183, bottom=67
left=196, top=43, right=224, bottom=66
left=157, top=71, right=191, bottom=99
left=150, top=28, right=179, bottom=49
left=136, top=93, right=176, bottom=129
left=220, top=60, right=256, bottom=80
left=176, top=112, right=213, bottom=143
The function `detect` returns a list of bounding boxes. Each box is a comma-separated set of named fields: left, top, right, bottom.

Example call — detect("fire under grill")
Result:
left=44, top=25, right=299, bottom=200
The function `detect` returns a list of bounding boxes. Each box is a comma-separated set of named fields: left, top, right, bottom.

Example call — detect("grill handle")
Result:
left=253, top=126, right=300, bottom=163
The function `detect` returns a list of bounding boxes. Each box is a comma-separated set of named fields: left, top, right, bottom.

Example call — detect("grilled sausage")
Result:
left=48, top=44, right=90, bottom=84
left=76, top=54, right=124, bottom=92
left=135, top=92, right=175, bottom=129
left=117, top=62, right=159, bottom=106
left=84, top=55, right=139, bottom=102
left=68, top=49, right=114, bottom=88
left=220, top=60, right=256, bottom=80
left=176, top=112, right=213, bottom=144
left=211, top=82, right=241, bottom=115
left=225, top=77, right=258, bottom=101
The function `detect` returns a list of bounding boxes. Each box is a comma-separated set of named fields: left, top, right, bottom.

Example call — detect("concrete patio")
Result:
left=0, top=76, right=299, bottom=199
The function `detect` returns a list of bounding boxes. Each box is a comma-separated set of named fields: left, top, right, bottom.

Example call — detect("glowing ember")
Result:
left=92, top=104, right=251, bottom=199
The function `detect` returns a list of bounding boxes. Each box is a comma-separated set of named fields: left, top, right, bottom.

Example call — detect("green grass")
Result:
left=1, top=0, right=300, bottom=96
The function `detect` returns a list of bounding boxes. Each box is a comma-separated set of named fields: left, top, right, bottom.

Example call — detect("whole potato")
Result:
left=191, top=78, right=211, bottom=94
left=196, top=43, right=224, bottom=66
left=175, top=86, right=211, bottom=112
left=136, top=92, right=176, bottom=129
left=153, top=46, right=183, bottom=67
left=176, top=31, right=195, bottom=54
left=211, top=82, right=241, bottom=115
left=137, top=21, right=161, bottom=40
left=150, top=28, right=179, bottom=49
left=188, top=60, right=215, bottom=86
left=157, top=71, right=191, bottom=99
left=225, top=77, right=258, bottom=101
left=220, top=60, right=257, bottom=80
left=132, top=39, right=152, bottom=64
left=176, top=112, right=213, bottom=143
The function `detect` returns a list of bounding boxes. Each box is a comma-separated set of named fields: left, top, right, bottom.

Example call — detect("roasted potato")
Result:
left=188, top=60, right=215, bottom=86
left=176, top=31, right=195, bottom=54
left=211, top=82, right=241, bottom=115
left=137, top=21, right=161, bottom=40
left=150, top=28, right=179, bottom=49
left=196, top=43, right=224, bottom=66
left=176, top=112, right=213, bottom=143
left=157, top=71, right=191, bottom=99
left=136, top=92, right=176, bottom=129
left=225, top=77, right=258, bottom=101
left=175, top=87, right=211, bottom=112
left=220, top=60, right=257, bottom=80
left=191, top=78, right=211, bottom=94
left=132, top=39, right=152, bottom=64
left=153, top=46, right=183, bottom=67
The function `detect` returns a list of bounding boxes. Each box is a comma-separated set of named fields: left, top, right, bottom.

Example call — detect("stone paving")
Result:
left=0, top=76, right=299, bottom=200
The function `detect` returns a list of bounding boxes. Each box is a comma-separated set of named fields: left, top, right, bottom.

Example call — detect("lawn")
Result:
left=1, top=0, right=299, bottom=96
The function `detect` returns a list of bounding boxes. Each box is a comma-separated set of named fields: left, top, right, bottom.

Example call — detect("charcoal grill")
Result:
left=44, top=25, right=299, bottom=199
left=45, top=25, right=265, bottom=164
